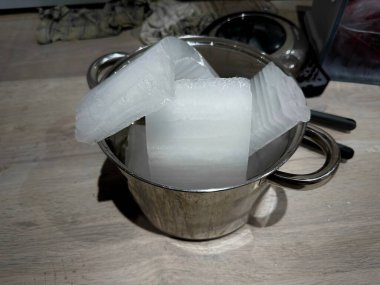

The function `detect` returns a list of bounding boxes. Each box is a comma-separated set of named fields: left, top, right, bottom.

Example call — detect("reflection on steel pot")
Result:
left=87, top=36, right=340, bottom=240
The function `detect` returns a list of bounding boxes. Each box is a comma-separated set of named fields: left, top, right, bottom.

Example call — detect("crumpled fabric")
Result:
left=36, top=0, right=277, bottom=45
left=36, top=0, right=150, bottom=44
left=140, top=0, right=277, bottom=44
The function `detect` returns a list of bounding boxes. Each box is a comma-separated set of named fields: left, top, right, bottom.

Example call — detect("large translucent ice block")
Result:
left=75, top=37, right=217, bottom=144
left=75, top=42, right=174, bottom=144
left=146, top=78, right=252, bottom=189
left=160, top=36, right=218, bottom=79
left=125, top=123, right=150, bottom=180
left=249, top=62, right=310, bottom=155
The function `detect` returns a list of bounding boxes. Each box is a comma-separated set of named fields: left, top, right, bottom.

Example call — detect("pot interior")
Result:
left=99, top=37, right=305, bottom=191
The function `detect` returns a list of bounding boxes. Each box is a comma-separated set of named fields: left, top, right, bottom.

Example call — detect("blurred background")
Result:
left=1, top=0, right=378, bottom=85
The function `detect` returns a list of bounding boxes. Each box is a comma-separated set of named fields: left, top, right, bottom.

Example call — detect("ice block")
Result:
left=75, top=37, right=217, bottom=144
left=125, top=123, right=150, bottom=179
left=146, top=78, right=252, bottom=189
left=249, top=62, right=310, bottom=155
left=75, top=42, right=174, bottom=144
left=160, top=37, right=218, bottom=79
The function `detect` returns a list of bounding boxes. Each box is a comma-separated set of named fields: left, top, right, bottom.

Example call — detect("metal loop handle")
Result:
left=269, top=124, right=341, bottom=190
left=87, top=52, right=128, bottom=89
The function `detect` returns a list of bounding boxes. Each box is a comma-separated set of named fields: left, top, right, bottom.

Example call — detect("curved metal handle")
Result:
left=269, top=124, right=341, bottom=190
left=86, top=52, right=128, bottom=89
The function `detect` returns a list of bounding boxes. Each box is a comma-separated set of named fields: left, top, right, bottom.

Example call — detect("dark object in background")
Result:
left=202, top=11, right=308, bottom=77
left=336, top=143, right=355, bottom=160
left=310, top=110, right=357, bottom=132
left=213, top=14, right=287, bottom=54
left=36, top=0, right=150, bottom=44
left=36, top=6, right=119, bottom=44
left=304, top=0, right=380, bottom=85
left=295, top=50, right=330, bottom=98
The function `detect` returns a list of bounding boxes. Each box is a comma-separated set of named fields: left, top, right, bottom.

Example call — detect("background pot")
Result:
left=87, top=36, right=340, bottom=240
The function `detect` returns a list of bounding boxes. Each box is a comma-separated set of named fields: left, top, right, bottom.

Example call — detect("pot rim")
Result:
left=98, top=123, right=306, bottom=193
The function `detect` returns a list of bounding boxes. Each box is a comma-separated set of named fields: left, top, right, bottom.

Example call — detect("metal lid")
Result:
left=202, top=12, right=308, bottom=76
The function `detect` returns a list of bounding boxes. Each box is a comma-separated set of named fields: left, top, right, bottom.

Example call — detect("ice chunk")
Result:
left=260, top=68, right=296, bottom=138
left=160, top=37, right=218, bottom=79
left=75, top=37, right=217, bottom=144
left=75, top=42, right=174, bottom=144
left=265, top=65, right=296, bottom=124
left=146, top=78, right=252, bottom=189
left=125, top=123, right=150, bottom=179
left=249, top=62, right=310, bottom=155
left=281, top=74, right=310, bottom=122
left=265, top=62, right=309, bottom=123
left=249, top=74, right=275, bottom=154
left=265, top=62, right=309, bottom=122
left=174, top=57, right=217, bottom=79
left=258, top=71, right=282, bottom=133
left=249, top=76, right=262, bottom=139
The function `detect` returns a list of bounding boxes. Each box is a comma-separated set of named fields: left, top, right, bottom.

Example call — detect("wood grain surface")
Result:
left=1, top=77, right=379, bottom=285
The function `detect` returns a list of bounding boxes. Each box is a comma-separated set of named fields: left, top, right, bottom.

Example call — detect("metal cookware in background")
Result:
left=201, top=11, right=334, bottom=98
left=87, top=36, right=340, bottom=240
left=201, top=12, right=308, bottom=76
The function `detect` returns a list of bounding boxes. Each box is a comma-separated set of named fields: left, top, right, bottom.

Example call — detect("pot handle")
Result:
left=87, top=52, right=128, bottom=89
left=269, top=124, right=341, bottom=190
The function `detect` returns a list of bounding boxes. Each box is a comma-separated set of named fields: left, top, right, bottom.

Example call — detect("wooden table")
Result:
left=1, top=75, right=379, bottom=284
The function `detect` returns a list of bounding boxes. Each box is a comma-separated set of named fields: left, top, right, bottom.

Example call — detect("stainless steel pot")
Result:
left=201, top=12, right=308, bottom=76
left=87, top=36, right=340, bottom=240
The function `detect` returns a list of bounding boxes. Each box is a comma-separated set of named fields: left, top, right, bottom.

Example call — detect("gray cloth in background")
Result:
left=36, top=0, right=276, bottom=45
left=140, top=0, right=277, bottom=44
left=36, top=0, right=150, bottom=44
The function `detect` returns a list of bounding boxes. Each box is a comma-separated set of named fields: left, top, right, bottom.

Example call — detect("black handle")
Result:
left=310, top=110, right=357, bottom=132
left=336, top=142, right=355, bottom=160
left=302, top=138, right=354, bottom=160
